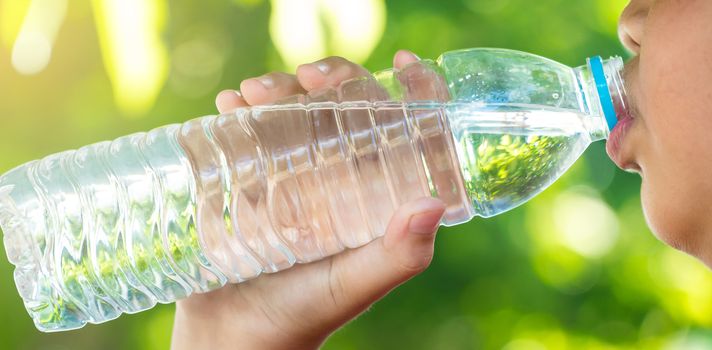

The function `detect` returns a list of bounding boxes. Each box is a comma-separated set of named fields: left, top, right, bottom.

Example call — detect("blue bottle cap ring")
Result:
left=589, top=56, right=618, bottom=132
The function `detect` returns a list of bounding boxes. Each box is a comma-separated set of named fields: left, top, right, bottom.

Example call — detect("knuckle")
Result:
left=262, top=71, right=279, bottom=78
left=394, top=252, right=433, bottom=275
left=325, top=56, right=367, bottom=75
left=380, top=235, right=434, bottom=275
left=325, top=56, right=349, bottom=65
left=265, top=71, right=292, bottom=81
left=395, top=247, right=433, bottom=276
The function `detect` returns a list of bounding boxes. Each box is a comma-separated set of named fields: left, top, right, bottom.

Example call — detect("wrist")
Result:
left=171, top=299, right=327, bottom=350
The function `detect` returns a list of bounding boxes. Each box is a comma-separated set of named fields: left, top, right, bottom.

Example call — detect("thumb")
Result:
left=326, top=197, right=446, bottom=316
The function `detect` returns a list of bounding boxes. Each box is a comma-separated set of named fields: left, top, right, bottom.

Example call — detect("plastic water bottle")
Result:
left=0, top=48, right=627, bottom=331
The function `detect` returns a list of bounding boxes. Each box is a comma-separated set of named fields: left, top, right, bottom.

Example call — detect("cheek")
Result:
left=637, top=101, right=712, bottom=255
left=639, top=163, right=706, bottom=255
left=633, top=0, right=712, bottom=255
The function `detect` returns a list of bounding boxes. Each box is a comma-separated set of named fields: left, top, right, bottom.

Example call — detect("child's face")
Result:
left=617, top=0, right=712, bottom=263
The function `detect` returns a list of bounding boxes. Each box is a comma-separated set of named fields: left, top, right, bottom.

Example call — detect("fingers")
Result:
left=393, top=49, right=420, bottom=70
left=239, top=71, right=306, bottom=105
left=327, top=197, right=446, bottom=314
left=296, top=56, right=371, bottom=91
left=215, top=89, right=248, bottom=114
left=397, top=53, right=450, bottom=102
left=216, top=49, right=438, bottom=114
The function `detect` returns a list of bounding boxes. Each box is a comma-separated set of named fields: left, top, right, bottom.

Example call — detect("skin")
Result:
left=173, top=0, right=712, bottom=347
left=615, top=0, right=712, bottom=263
left=171, top=51, right=447, bottom=349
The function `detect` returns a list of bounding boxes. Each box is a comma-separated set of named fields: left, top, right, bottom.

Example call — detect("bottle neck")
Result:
left=575, top=56, right=628, bottom=142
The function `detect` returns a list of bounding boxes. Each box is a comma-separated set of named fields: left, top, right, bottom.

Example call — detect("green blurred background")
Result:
left=2, top=0, right=712, bottom=349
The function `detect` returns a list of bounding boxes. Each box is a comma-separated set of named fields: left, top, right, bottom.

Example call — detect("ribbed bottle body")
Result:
left=0, top=100, right=470, bottom=331
left=0, top=47, right=627, bottom=332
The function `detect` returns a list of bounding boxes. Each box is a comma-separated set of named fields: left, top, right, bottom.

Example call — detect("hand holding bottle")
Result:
left=0, top=47, right=624, bottom=334
left=171, top=51, right=448, bottom=350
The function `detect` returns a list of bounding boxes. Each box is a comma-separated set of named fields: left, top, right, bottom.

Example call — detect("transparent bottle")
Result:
left=0, top=48, right=627, bottom=331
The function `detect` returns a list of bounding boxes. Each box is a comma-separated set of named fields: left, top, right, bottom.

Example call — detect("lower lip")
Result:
left=605, top=115, right=635, bottom=167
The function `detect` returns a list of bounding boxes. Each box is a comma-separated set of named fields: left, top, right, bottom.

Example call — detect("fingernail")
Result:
left=257, top=75, right=274, bottom=89
left=233, top=90, right=242, bottom=97
left=407, top=198, right=445, bottom=235
left=398, top=49, right=420, bottom=61
left=314, top=61, right=330, bottom=75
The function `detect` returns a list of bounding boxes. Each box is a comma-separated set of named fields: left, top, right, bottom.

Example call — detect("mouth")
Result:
left=604, top=60, right=641, bottom=173
left=606, top=110, right=640, bottom=173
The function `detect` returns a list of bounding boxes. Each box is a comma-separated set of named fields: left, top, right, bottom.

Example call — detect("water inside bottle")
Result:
left=183, top=103, right=593, bottom=272
left=0, top=102, right=595, bottom=331
left=447, top=104, right=592, bottom=218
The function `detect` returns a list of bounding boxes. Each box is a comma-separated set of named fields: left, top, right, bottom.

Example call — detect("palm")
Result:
left=179, top=248, right=364, bottom=343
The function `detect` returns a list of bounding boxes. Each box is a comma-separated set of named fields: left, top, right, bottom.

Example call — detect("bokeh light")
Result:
left=553, top=187, right=619, bottom=259
left=9, top=0, right=67, bottom=75
left=91, top=0, right=168, bottom=116
left=168, top=25, right=229, bottom=99
left=269, top=0, right=385, bottom=70
left=1, top=1, right=29, bottom=49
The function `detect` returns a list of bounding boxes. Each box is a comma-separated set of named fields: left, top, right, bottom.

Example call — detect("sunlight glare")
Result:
left=320, top=0, right=385, bottom=64
left=269, top=0, right=385, bottom=71
left=10, top=0, right=67, bottom=75
left=91, top=0, right=168, bottom=116
left=1, top=0, right=31, bottom=49
left=269, top=0, right=325, bottom=71
left=553, top=188, right=619, bottom=259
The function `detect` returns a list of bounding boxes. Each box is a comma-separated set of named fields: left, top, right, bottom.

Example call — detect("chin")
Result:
left=641, top=188, right=706, bottom=260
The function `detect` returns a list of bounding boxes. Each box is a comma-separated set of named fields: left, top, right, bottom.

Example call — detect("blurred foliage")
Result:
left=1, top=0, right=712, bottom=349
